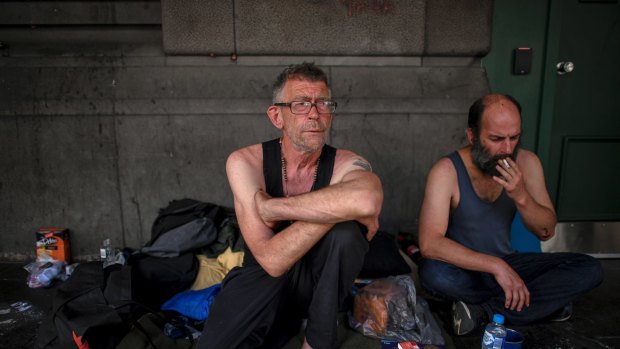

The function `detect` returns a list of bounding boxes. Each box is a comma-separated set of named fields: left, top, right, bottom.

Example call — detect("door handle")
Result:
left=556, top=61, right=575, bottom=75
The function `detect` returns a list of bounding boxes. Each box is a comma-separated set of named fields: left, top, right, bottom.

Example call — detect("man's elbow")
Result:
left=361, top=178, right=383, bottom=215
left=257, top=258, right=287, bottom=278
left=527, top=219, right=556, bottom=241
left=263, top=266, right=286, bottom=278
left=419, top=239, right=438, bottom=260
left=253, top=249, right=288, bottom=277
left=542, top=210, right=558, bottom=239
left=419, top=245, right=431, bottom=259
left=357, top=192, right=383, bottom=219
left=539, top=225, right=556, bottom=241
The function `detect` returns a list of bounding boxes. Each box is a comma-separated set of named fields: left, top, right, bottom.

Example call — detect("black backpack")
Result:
left=145, top=199, right=242, bottom=258
left=35, top=262, right=134, bottom=349
left=35, top=255, right=199, bottom=349
left=148, top=199, right=230, bottom=246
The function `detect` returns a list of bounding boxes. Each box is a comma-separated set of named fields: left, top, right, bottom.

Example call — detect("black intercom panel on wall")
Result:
left=513, top=47, right=532, bottom=75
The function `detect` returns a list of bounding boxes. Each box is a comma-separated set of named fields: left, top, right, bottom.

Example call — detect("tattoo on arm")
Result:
left=353, top=159, right=372, bottom=172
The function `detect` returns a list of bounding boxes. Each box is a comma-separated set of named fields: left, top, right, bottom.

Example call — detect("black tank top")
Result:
left=262, top=138, right=337, bottom=199
left=242, top=138, right=337, bottom=266
left=445, top=151, right=516, bottom=257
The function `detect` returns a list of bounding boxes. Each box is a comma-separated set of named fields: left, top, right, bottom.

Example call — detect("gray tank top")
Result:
left=445, top=151, right=516, bottom=257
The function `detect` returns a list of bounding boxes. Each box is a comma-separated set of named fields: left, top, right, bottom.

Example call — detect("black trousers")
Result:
left=197, top=221, right=368, bottom=349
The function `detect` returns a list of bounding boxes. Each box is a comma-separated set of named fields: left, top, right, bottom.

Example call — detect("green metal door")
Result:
left=539, top=0, right=620, bottom=255
left=539, top=0, right=620, bottom=221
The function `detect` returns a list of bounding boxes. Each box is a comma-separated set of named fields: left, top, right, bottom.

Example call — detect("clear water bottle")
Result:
left=37, top=265, right=60, bottom=286
left=481, top=313, right=507, bottom=349
left=100, top=238, right=113, bottom=262
left=29, top=262, right=63, bottom=288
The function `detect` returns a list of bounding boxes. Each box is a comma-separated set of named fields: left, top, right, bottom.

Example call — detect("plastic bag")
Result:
left=348, top=275, right=444, bottom=345
left=25, top=256, right=67, bottom=288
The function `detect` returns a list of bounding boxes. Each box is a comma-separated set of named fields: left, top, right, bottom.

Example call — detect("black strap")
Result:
left=313, top=142, right=336, bottom=190
left=262, top=138, right=337, bottom=198
left=262, top=138, right=284, bottom=198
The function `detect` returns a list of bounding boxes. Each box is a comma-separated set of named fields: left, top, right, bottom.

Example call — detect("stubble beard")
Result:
left=285, top=120, right=329, bottom=154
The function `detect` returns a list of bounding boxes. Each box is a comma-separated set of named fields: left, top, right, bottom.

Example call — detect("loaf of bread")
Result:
left=352, top=278, right=408, bottom=336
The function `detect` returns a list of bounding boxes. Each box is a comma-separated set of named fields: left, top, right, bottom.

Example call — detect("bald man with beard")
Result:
left=415, top=94, right=603, bottom=335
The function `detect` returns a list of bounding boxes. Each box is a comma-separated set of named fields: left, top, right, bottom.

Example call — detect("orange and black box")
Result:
left=36, top=227, right=71, bottom=263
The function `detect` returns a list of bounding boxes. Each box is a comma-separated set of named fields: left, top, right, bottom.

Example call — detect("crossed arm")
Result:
left=226, top=147, right=383, bottom=277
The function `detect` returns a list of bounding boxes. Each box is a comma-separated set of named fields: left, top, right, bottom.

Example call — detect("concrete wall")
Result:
left=0, top=0, right=491, bottom=261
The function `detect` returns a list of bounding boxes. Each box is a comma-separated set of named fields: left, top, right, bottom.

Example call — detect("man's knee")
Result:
left=573, top=254, right=604, bottom=291
left=325, top=221, right=367, bottom=251
left=420, top=261, right=452, bottom=291
left=419, top=259, right=474, bottom=299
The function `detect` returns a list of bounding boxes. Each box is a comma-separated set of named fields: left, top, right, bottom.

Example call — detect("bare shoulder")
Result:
left=334, top=149, right=372, bottom=170
left=226, top=143, right=264, bottom=190
left=516, top=148, right=540, bottom=162
left=420, top=156, right=459, bottom=228
left=422, top=156, right=459, bottom=206
left=332, top=149, right=374, bottom=182
left=428, top=156, right=457, bottom=182
left=515, top=149, right=544, bottom=173
left=227, top=144, right=262, bottom=169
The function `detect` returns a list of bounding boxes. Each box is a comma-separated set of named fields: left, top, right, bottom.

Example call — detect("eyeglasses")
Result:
left=274, top=100, right=337, bottom=115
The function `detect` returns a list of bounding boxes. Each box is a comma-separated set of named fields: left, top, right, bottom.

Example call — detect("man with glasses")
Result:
left=198, top=62, right=383, bottom=349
